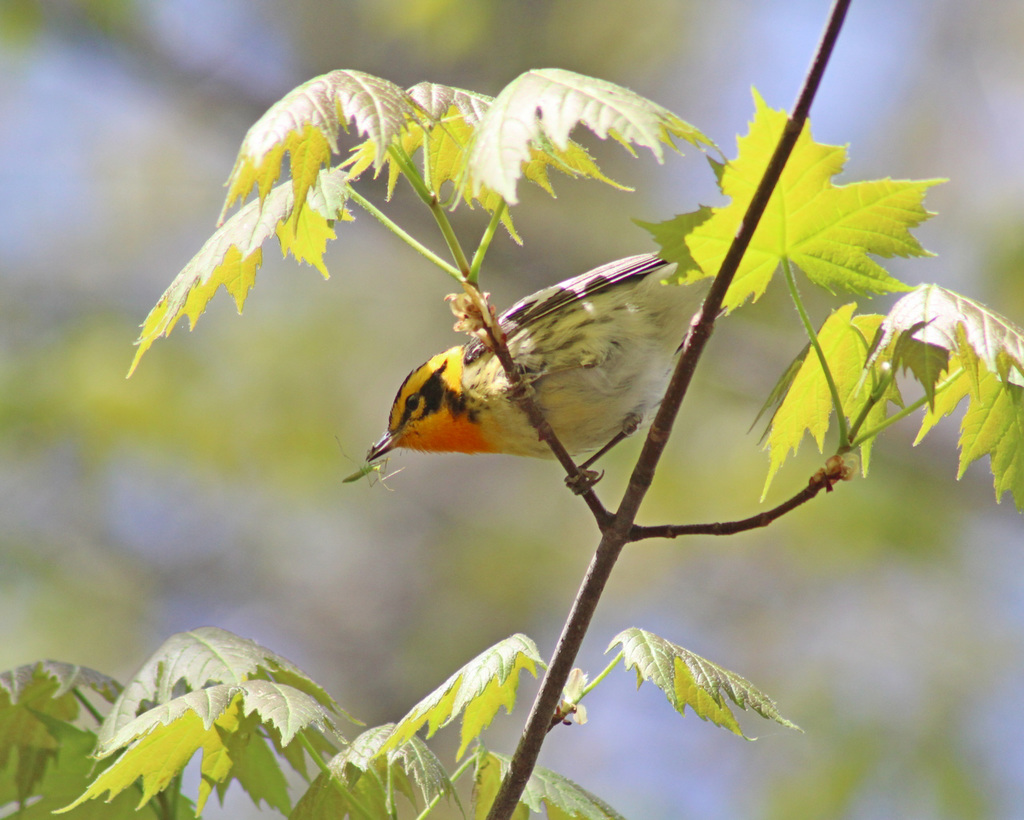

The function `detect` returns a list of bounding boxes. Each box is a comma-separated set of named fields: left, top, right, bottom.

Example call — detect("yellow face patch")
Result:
left=386, top=347, right=496, bottom=454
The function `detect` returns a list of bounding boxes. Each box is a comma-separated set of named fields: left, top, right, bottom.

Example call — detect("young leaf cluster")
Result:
left=0, top=662, right=124, bottom=817
left=129, top=68, right=710, bottom=375
left=642, top=93, right=1024, bottom=509
left=58, top=627, right=349, bottom=816
left=610, top=628, right=800, bottom=738
left=128, top=63, right=1024, bottom=510
left=2, top=626, right=796, bottom=819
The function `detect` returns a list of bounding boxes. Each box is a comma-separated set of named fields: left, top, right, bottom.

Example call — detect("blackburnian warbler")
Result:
left=367, top=253, right=707, bottom=465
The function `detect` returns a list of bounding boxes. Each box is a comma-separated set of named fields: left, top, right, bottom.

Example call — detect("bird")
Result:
left=366, top=253, right=707, bottom=467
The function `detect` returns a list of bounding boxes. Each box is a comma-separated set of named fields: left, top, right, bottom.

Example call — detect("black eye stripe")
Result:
left=400, top=359, right=449, bottom=425
left=417, top=369, right=446, bottom=416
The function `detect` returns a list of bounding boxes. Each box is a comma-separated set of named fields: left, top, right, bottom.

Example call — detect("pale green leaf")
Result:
left=59, top=696, right=242, bottom=814
left=306, top=165, right=355, bottom=221
left=0, top=662, right=120, bottom=706
left=129, top=169, right=348, bottom=375
left=389, top=734, right=456, bottom=809
left=395, top=84, right=522, bottom=238
left=97, top=684, right=239, bottom=757
left=97, top=624, right=346, bottom=748
left=67, top=677, right=335, bottom=815
left=957, top=371, right=1024, bottom=506
left=0, top=662, right=120, bottom=806
left=611, top=628, right=800, bottom=738
left=380, top=634, right=543, bottom=760
left=221, top=69, right=412, bottom=220
left=645, top=91, right=938, bottom=309
left=466, top=68, right=711, bottom=204
left=408, top=81, right=492, bottom=124
left=762, top=305, right=885, bottom=495
left=870, top=285, right=1024, bottom=508
left=61, top=627, right=351, bottom=813
left=869, top=284, right=1024, bottom=391
left=235, top=679, right=338, bottom=747
left=216, top=710, right=292, bottom=815
left=95, top=679, right=331, bottom=758
left=293, top=724, right=456, bottom=820
left=402, top=81, right=627, bottom=238
left=0, top=718, right=166, bottom=820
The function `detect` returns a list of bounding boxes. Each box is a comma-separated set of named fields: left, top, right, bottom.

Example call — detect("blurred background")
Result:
left=2, top=0, right=1023, bottom=817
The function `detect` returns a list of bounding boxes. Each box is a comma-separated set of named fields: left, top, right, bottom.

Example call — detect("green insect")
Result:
left=342, top=457, right=401, bottom=487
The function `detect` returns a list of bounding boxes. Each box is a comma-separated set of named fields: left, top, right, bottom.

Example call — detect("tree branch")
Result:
left=483, top=2, right=852, bottom=818
left=628, top=457, right=849, bottom=541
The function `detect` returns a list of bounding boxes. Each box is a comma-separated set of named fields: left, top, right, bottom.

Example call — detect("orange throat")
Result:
left=398, top=407, right=496, bottom=454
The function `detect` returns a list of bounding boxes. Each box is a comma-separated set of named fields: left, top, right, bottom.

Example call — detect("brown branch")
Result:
left=459, top=282, right=614, bottom=527
left=483, top=2, right=852, bottom=819
left=628, top=458, right=849, bottom=541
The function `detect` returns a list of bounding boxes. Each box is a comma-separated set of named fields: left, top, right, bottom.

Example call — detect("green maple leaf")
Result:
left=61, top=682, right=333, bottom=815
left=873, top=285, right=1024, bottom=508
left=379, top=634, right=543, bottom=760
left=465, top=68, right=711, bottom=205
left=220, top=69, right=412, bottom=223
left=762, top=305, right=892, bottom=495
left=134, top=68, right=708, bottom=371
left=59, top=628, right=352, bottom=816
left=0, top=718, right=169, bottom=820
left=760, top=283, right=1024, bottom=509
left=473, top=749, right=625, bottom=820
left=644, top=91, right=940, bottom=307
left=342, top=79, right=639, bottom=242
left=97, top=627, right=345, bottom=744
left=610, top=628, right=800, bottom=738
left=128, top=167, right=349, bottom=375
left=61, top=693, right=243, bottom=814
left=0, top=662, right=120, bottom=812
left=292, top=725, right=457, bottom=820
left=342, top=83, right=527, bottom=239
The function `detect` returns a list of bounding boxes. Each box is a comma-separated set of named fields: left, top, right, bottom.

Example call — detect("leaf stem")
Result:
left=345, top=187, right=461, bottom=279
left=843, top=362, right=893, bottom=446
left=469, top=201, right=507, bottom=285
left=783, top=258, right=849, bottom=447
left=411, top=755, right=476, bottom=820
left=298, top=730, right=376, bottom=820
left=298, top=729, right=335, bottom=778
left=579, top=652, right=623, bottom=699
left=389, top=143, right=473, bottom=277
left=72, top=687, right=105, bottom=725
left=386, top=755, right=398, bottom=820
left=848, top=366, right=964, bottom=448
left=387, top=143, right=434, bottom=205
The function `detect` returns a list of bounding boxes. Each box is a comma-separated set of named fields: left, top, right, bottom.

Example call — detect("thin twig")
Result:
left=784, top=258, right=850, bottom=447
left=628, top=467, right=838, bottom=541
left=483, top=3, right=852, bottom=819
left=466, top=293, right=614, bottom=525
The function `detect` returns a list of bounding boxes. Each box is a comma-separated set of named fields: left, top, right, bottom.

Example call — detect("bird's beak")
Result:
left=366, top=431, right=396, bottom=462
